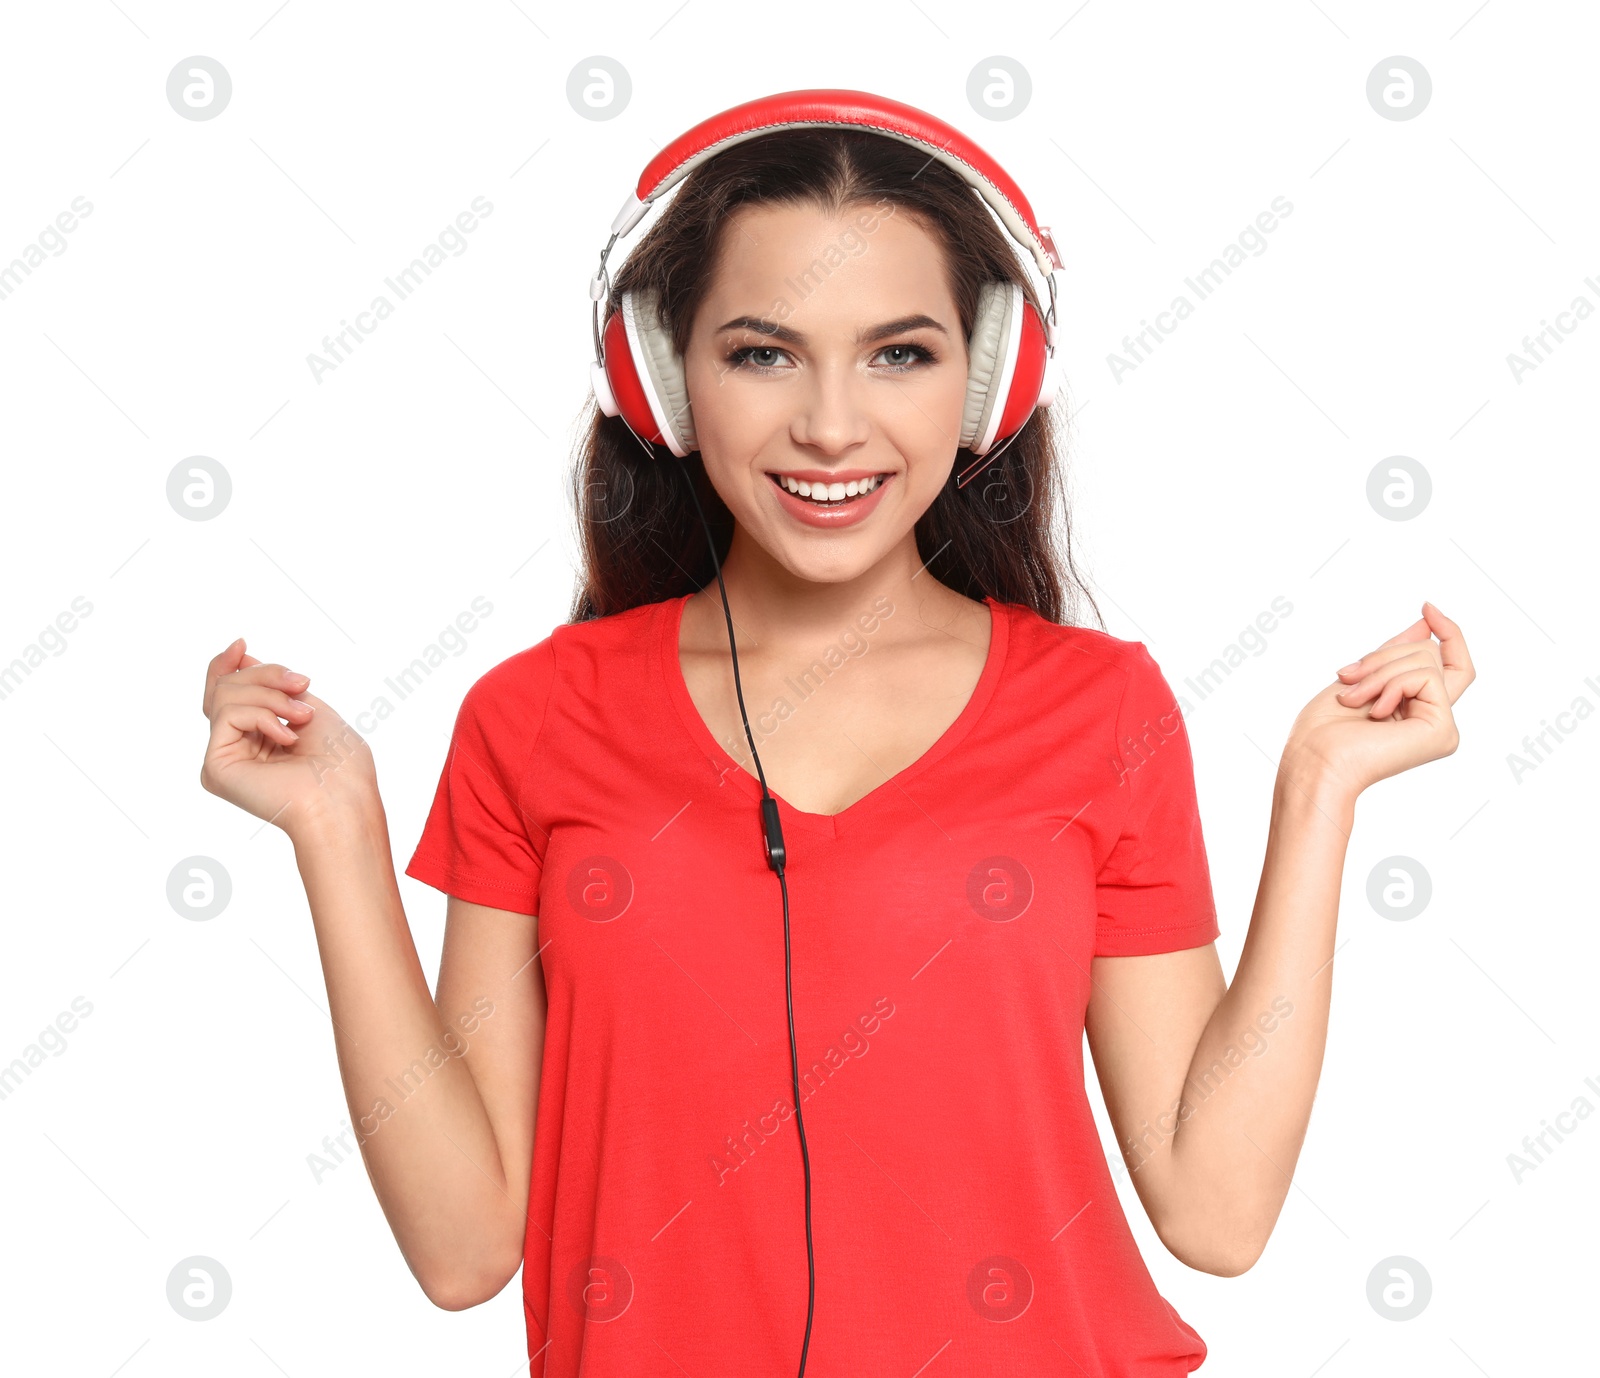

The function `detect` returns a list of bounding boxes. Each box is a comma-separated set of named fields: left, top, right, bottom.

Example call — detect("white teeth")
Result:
left=776, top=473, right=883, bottom=503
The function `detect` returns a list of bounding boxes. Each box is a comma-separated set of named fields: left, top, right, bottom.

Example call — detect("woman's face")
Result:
left=682, top=200, right=969, bottom=586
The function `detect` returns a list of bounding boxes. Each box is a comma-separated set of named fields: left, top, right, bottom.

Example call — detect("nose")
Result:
left=789, top=363, right=872, bottom=456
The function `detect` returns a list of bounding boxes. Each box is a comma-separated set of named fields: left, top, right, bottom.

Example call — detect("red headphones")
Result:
left=587, top=89, right=1064, bottom=482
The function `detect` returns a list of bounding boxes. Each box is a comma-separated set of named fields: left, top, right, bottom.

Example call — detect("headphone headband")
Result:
left=589, top=89, right=1063, bottom=326
left=615, top=88, right=1064, bottom=279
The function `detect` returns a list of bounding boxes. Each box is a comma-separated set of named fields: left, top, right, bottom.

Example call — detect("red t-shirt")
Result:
left=405, top=590, right=1220, bottom=1376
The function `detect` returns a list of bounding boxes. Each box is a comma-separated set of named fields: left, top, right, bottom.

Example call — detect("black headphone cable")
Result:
left=676, top=456, right=816, bottom=1377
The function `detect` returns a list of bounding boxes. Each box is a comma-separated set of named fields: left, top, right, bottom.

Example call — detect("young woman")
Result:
left=198, top=95, right=1475, bottom=1377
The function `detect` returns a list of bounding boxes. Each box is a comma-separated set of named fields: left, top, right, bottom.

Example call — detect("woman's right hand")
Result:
left=199, top=637, right=379, bottom=839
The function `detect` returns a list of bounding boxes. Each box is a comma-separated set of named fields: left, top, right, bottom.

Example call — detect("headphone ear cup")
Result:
left=960, top=282, right=1013, bottom=454
left=596, top=288, right=698, bottom=457
left=960, top=281, right=1053, bottom=456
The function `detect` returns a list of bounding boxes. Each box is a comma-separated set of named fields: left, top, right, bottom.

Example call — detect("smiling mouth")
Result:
left=767, top=472, right=892, bottom=505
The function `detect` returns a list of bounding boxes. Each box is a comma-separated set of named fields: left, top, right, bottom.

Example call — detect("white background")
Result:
left=1, top=1, right=1595, bottom=1374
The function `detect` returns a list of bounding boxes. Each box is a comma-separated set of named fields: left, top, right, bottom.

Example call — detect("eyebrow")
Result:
left=715, top=313, right=949, bottom=346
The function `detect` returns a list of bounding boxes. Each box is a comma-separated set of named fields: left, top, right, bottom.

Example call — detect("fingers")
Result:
left=1338, top=638, right=1441, bottom=684
left=203, top=639, right=311, bottom=720
left=1366, top=664, right=1441, bottom=719
left=203, top=637, right=249, bottom=717
left=1336, top=604, right=1449, bottom=679
left=211, top=673, right=315, bottom=725
left=1336, top=648, right=1440, bottom=714
left=203, top=647, right=315, bottom=744
left=1337, top=603, right=1475, bottom=706
left=1360, top=664, right=1459, bottom=752
left=227, top=661, right=309, bottom=692
left=1422, top=600, right=1476, bottom=697
left=209, top=699, right=303, bottom=750
left=1372, top=616, right=1432, bottom=651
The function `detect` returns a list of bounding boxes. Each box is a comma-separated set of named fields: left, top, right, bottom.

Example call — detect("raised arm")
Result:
left=199, top=639, right=544, bottom=1307
left=1086, top=770, right=1351, bottom=1276
left=1086, top=602, right=1473, bottom=1275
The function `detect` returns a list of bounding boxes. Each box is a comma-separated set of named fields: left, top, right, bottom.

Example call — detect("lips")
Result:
left=767, top=471, right=890, bottom=505
left=765, top=470, right=896, bottom=529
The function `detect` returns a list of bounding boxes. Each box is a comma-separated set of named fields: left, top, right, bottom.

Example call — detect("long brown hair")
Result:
left=566, top=126, right=1103, bottom=631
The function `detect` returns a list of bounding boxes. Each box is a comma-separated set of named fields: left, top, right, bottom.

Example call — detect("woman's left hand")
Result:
left=1284, top=601, right=1476, bottom=798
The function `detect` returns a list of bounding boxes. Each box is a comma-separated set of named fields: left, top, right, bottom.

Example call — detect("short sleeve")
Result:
left=1094, top=643, right=1220, bottom=957
left=403, top=640, right=555, bottom=916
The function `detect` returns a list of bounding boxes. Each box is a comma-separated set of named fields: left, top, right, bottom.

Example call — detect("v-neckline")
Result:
left=658, top=589, right=1010, bottom=840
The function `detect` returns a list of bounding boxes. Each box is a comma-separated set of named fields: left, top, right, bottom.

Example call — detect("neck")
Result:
left=687, top=526, right=974, bottom=653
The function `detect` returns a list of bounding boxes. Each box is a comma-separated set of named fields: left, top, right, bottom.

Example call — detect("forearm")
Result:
left=1162, top=755, right=1356, bottom=1271
left=290, top=799, right=523, bottom=1305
